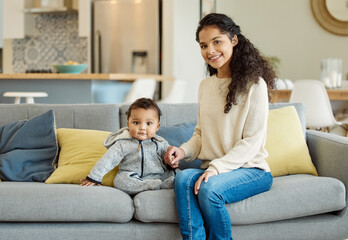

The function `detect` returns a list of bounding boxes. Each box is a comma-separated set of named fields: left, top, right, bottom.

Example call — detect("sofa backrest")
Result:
left=0, top=104, right=120, bottom=131
left=0, top=102, right=306, bottom=135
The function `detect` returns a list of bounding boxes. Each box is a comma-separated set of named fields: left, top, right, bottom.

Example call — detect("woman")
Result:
left=164, top=13, right=277, bottom=240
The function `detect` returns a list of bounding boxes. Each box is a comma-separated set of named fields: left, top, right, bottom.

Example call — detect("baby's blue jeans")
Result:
left=174, top=168, right=273, bottom=240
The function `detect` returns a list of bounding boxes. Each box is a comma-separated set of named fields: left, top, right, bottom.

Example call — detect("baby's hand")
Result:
left=80, top=178, right=100, bottom=186
left=164, top=146, right=185, bottom=167
left=170, top=155, right=179, bottom=168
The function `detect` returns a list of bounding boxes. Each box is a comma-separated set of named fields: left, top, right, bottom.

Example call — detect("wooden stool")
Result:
left=3, top=92, right=48, bottom=104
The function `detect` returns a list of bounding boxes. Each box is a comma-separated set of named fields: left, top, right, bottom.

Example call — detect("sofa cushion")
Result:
left=46, top=128, right=118, bottom=187
left=157, top=122, right=196, bottom=147
left=0, top=110, right=58, bottom=182
left=269, top=102, right=306, bottom=136
left=133, top=174, right=346, bottom=224
left=265, top=106, right=318, bottom=177
left=0, top=182, right=134, bottom=223
left=157, top=122, right=202, bottom=170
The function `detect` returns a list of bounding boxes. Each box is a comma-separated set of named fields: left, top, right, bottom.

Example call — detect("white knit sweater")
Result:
left=180, top=75, right=271, bottom=175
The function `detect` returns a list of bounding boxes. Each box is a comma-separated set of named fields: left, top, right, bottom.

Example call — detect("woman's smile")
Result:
left=208, top=54, right=222, bottom=62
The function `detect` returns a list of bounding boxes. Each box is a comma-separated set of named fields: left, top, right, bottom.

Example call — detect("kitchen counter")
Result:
left=0, top=73, right=174, bottom=104
left=0, top=73, right=174, bottom=81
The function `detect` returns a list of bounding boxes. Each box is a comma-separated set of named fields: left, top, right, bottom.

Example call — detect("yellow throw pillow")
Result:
left=265, top=106, right=318, bottom=177
left=45, top=128, right=118, bottom=187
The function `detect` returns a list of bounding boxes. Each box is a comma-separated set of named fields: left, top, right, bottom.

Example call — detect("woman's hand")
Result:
left=80, top=179, right=100, bottom=186
left=164, top=146, right=185, bottom=168
left=194, top=171, right=216, bottom=195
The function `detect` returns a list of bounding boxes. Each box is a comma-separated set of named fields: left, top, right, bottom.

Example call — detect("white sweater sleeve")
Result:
left=180, top=105, right=202, bottom=161
left=206, top=81, right=269, bottom=174
left=180, top=83, right=204, bottom=161
left=180, top=127, right=202, bottom=162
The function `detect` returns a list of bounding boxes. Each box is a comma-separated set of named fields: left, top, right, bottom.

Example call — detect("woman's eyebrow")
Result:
left=212, top=36, right=222, bottom=40
left=200, top=36, right=223, bottom=44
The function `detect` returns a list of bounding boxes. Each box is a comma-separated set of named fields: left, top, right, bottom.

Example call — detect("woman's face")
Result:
left=198, top=25, right=238, bottom=78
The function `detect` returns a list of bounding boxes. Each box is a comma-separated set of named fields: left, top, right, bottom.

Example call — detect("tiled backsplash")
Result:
left=12, top=13, right=87, bottom=73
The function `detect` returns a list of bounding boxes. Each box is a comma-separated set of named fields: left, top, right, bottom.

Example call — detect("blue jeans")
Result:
left=174, top=168, right=273, bottom=240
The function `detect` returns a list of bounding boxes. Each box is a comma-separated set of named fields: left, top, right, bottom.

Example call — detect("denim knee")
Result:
left=197, top=180, right=222, bottom=204
left=175, top=169, right=201, bottom=186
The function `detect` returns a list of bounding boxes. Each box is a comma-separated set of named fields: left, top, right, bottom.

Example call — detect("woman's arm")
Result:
left=179, top=85, right=204, bottom=161
left=164, top=82, right=204, bottom=165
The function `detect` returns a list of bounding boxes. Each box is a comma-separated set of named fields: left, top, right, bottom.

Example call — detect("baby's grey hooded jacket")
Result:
left=86, top=127, right=175, bottom=194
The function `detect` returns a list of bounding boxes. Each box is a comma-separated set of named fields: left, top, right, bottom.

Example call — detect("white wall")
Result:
left=0, top=0, right=3, bottom=48
left=162, top=0, right=206, bottom=103
left=216, top=0, right=348, bottom=81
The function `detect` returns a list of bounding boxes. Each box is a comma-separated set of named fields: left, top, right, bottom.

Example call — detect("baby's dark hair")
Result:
left=126, top=98, right=162, bottom=121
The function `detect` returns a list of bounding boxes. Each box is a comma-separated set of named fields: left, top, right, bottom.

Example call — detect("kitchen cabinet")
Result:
left=2, top=0, right=89, bottom=39
left=3, top=0, right=25, bottom=39
left=78, top=0, right=90, bottom=37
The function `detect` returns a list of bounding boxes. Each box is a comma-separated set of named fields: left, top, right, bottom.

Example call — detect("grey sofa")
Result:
left=0, top=103, right=347, bottom=240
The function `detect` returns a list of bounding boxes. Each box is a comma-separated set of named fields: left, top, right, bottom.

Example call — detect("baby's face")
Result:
left=127, top=108, right=160, bottom=141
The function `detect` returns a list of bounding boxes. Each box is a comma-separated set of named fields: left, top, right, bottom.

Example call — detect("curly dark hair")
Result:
left=196, top=13, right=277, bottom=113
left=126, top=98, right=162, bottom=121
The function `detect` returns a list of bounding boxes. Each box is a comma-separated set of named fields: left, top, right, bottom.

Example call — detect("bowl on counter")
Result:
left=53, top=64, right=88, bottom=74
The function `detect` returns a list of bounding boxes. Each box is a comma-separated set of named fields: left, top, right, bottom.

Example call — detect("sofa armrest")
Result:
left=306, top=130, right=348, bottom=189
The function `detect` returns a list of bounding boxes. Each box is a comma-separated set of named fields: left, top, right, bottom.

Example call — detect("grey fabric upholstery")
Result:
left=0, top=222, right=183, bottom=240
left=307, top=129, right=348, bottom=216
left=0, top=104, right=120, bottom=131
left=0, top=216, right=347, bottom=240
left=0, top=182, right=134, bottom=222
